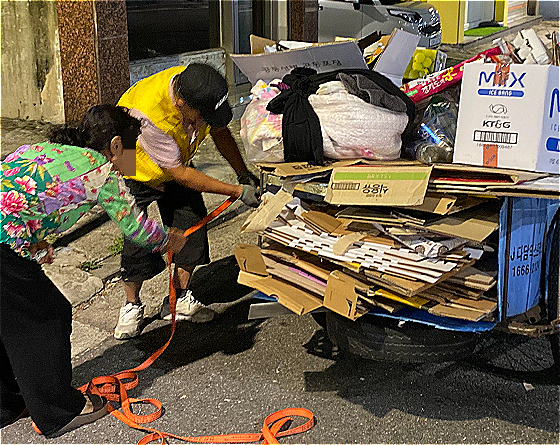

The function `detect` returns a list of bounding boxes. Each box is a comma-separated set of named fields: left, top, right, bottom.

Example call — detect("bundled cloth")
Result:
left=309, top=77, right=408, bottom=160
left=267, top=68, right=415, bottom=165
left=240, top=80, right=284, bottom=164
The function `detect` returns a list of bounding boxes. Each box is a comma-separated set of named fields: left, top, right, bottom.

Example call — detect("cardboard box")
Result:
left=372, top=29, right=420, bottom=86
left=250, top=35, right=332, bottom=54
left=422, top=205, right=500, bottom=243
left=454, top=63, right=560, bottom=174
left=234, top=243, right=367, bottom=320
left=235, top=244, right=323, bottom=315
left=400, top=192, right=457, bottom=215
left=488, top=175, right=560, bottom=199
left=325, top=163, right=432, bottom=206
left=231, top=37, right=367, bottom=85
left=256, top=160, right=357, bottom=178
left=431, top=163, right=544, bottom=186
left=323, top=270, right=367, bottom=321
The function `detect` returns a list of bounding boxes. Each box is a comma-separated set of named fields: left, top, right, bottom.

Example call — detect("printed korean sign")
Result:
left=325, top=164, right=432, bottom=206
left=231, top=41, right=367, bottom=85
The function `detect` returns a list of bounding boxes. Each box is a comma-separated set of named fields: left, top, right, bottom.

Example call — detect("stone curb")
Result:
left=440, top=16, right=544, bottom=52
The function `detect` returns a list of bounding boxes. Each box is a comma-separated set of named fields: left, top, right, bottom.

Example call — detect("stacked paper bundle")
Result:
left=237, top=190, right=499, bottom=322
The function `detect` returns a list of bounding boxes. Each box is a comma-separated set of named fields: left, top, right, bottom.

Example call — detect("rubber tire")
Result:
left=326, top=312, right=480, bottom=363
left=547, top=210, right=560, bottom=368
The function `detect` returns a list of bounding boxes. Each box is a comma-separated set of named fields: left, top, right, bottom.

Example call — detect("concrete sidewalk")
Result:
left=440, top=18, right=558, bottom=65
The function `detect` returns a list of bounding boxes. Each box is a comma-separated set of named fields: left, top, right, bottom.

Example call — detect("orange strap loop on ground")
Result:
left=57, top=197, right=314, bottom=444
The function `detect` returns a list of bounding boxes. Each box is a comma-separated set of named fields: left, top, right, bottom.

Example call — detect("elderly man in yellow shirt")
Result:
left=115, top=63, right=260, bottom=339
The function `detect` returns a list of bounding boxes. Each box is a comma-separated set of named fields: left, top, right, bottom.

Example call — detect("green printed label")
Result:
left=333, top=171, right=428, bottom=181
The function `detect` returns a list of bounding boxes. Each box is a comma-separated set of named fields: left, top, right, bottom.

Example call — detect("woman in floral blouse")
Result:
left=0, top=105, right=187, bottom=437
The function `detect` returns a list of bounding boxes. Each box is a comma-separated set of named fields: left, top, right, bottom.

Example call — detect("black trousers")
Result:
left=0, top=244, right=85, bottom=436
left=120, top=179, right=210, bottom=283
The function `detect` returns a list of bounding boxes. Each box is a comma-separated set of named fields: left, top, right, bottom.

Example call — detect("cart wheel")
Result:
left=325, top=312, right=480, bottom=363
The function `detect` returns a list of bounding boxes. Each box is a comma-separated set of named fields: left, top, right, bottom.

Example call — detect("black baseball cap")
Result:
left=176, top=63, right=233, bottom=128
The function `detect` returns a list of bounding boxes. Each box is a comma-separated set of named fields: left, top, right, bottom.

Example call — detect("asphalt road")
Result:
left=2, top=106, right=559, bottom=445
left=2, top=263, right=559, bottom=444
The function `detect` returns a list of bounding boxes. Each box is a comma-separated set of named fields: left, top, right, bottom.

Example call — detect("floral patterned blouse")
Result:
left=1, top=142, right=169, bottom=259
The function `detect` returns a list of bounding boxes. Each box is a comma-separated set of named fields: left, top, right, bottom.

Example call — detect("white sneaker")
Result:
left=114, top=303, right=145, bottom=340
left=161, top=290, right=215, bottom=323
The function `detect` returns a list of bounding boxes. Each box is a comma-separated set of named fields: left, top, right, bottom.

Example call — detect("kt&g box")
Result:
left=454, top=63, right=560, bottom=174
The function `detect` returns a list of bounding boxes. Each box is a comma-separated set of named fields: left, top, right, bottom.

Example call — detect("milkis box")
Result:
left=454, top=63, right=560, bottom=174
left=324, top=162, right=432, bottom=206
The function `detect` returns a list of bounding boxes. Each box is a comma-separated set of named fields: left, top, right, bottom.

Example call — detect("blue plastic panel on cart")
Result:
left=498, top=198, right=560, bottom=318
left=253, top=292, right=496, bottom=332
left=545, top=210, right=559, bottom=303
left=359, top=308, right=496, bottom=332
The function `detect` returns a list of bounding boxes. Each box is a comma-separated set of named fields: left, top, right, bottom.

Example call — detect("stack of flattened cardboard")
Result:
left=429, top=164, right=553, bottom=198
left=257, top=161, right=559, bottom=202
left=237, top=188, right=499, bottom=323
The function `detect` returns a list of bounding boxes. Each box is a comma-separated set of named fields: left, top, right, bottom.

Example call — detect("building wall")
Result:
left=430, top=0, right=512, bottom=44
left=56, top=0, right=130, bottom=123
left=56, top=0, right=99, bottom=123
left=430, top=0, right=466, bottom=44
left=495, top=0, right=508, bottom=25
left=273, top=1, right=289, bottom=41
left=508, top=0, right=529, bottom=24
left=1, top=0, right=130, bottom=124
left=1, top=1, right=65, bottom=122
left=289, top=0, right=318, bottom=41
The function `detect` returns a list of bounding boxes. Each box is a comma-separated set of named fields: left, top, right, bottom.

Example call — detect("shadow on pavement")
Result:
left=464, top=331, right=560, bottom=385
left=71, top=255, right=263, bottom=397
left=302, top=329, right=559, bottom=435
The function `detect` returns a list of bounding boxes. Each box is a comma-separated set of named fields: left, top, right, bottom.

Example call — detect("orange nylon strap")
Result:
left=134, top=407, right=315, bottom=445
left=34, top=197, right=315, bottom=444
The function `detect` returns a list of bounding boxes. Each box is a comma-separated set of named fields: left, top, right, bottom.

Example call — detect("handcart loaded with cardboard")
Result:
left=231, top=29, right=560, bottom=374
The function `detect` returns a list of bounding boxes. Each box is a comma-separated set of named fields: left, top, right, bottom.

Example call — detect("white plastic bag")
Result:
left=309, top=81, right=408, bottom=160
left=240, top=80, right=284, bottom=164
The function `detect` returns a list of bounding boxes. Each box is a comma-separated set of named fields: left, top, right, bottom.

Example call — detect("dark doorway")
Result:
left=126, top=0, right=212, bottom=61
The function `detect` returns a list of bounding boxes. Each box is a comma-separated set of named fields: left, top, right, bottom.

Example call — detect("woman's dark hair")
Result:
left=48, top=105, right=141, bottom=152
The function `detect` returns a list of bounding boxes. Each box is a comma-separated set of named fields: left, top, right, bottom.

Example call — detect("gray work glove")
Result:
left=237, top=170, right=260, bottom=188
left=240, top=184, right=261, bottom=208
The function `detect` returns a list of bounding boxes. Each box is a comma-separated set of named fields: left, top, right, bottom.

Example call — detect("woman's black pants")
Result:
left=0, top=244, right=85, bottom=436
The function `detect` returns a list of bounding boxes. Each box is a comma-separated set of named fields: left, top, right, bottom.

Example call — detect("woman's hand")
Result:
left=28, top=241, right=55, bottom=264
